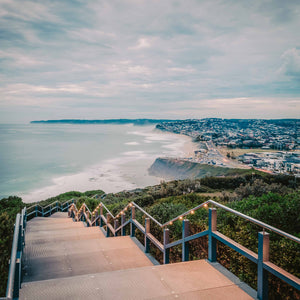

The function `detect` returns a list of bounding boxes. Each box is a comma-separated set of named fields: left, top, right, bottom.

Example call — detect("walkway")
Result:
left=20, top=212, right=254, bottom=299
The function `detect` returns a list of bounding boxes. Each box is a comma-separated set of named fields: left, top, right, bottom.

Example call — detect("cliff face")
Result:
left=148, top=158, right=248, bottom=180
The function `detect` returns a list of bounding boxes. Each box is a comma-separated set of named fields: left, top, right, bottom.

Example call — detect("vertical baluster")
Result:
left=114, top=219, right=119, bottom=236
left=86, top=211, right=90, bottom=227
left=95, top=210, right=99, bottom=226
left=182, top=220, right=190, bottom=261
left=24, top=208, right=27, bottom=229
left=14, top=216, right=22, bottom=298
left=106, top=213, right=111, bottom=237
left=121, top=214, right=126, bottom=236
left=257, top=231, right=269, bottom=300
left=130, top=206, right=136, bottom=237
left=208, top=208, right=217, bottom=262
left=100, top=206, right=104, bottom=227
left=163, top=228, right=170, bottom=264
left=82, top=206, right=86, bottom=222
left=145, top=218, right=150, bottom=253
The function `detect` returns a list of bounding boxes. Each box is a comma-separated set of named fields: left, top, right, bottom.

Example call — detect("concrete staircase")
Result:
left=20, top=213, right=254, bottom=299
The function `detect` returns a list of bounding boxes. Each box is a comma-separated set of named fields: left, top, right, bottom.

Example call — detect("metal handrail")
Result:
left=26, top=199, right=75, bottom=218
left=159, top=199, right=300, bottom=244
left=6, top=214, right=20, bottom=299
left=27, top=199, right=75, bottom=211
left=101, top=203, right=114, bottom=217
left=162, top=202, right=208, bottom=227
left=27, top=204, right=42, bottom=210
left=208, top=200, right=300, bottom=244
left=83, top=203, right=92, bottom=215
left=71, top=198, right=300, bottom=245
left=132, top=202, right=163, bottom=227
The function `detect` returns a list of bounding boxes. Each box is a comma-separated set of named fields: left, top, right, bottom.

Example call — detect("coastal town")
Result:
left=157, top=118, right=300, bottom=176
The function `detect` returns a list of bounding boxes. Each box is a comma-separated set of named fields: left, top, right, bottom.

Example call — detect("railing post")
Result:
left=14, top=215, right=22, bottom=298
left=257, top=231, right=269, bottom=300
left=35, top=205, right=38, bottom=217
left=182, top=219, right=190, bottom=262
left=95, top=211, right=99, bottom=226
left=208, top=208, right=217, bottom=262
left=130, top=206, right=136, bottom=237
left=145, top=218, right=150, bottom=253
left=21, top=209, right=25, bottom=283
left=106, top=213, right=111, bottom=237
left=86, top=211, right=90, bottom=227
left=163, top=228, right=170, bottom=264
left=100, top=206, right=104, bottom=227
left=121, top=214, right=126, bottom=236
left=17, top=220, right=22, bottom=252
left=21, top=209, right=25, bottom=249
left=24, top=209, right=27, bottom=229
left=114, top=219, right=119, bottom=236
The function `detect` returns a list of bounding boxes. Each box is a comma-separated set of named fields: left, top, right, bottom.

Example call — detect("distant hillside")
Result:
left=30, top=119, right=177, bottom=125
left=149, top=158, right=259, bottom=180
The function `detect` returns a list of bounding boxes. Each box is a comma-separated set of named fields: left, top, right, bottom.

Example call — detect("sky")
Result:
left=0, top=0, right=300, bottom=123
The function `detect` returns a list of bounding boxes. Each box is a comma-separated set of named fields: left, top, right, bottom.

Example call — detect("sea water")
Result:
left=0, top=123, right=195, bottom=203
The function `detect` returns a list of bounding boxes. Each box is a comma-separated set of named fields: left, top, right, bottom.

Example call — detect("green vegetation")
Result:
left=0, top=174, right=299, bottom=298
left=27, top=190, right=105, bottom=208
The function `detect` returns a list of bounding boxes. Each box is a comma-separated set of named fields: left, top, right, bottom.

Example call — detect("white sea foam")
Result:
left=122, top=150, right=146, bottom=157
left=125, top=141, right=140, bottom=146
left=20, top=125, right=197, bottom=203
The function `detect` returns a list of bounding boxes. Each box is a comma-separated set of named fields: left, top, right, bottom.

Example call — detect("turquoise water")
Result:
left=0, top=124, right=193, bottom=202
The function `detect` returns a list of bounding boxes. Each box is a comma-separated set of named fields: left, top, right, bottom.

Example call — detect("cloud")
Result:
left=278, top=48, right=300, bottom=78
left=161, top=97, right=300, bottom=119
left=130, top=38, right=151, bottom=50
left=0, top=0, right=61, bottom=23
left=0, top=50, right=45, bottom=67
left=0, top=0, right=299, bottom=123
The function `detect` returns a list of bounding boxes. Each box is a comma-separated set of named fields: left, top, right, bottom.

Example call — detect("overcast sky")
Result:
left=0, top=0, right=300, bottom=123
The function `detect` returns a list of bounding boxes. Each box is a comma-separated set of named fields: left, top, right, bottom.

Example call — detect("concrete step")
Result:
left=20, top=260, right=253, bottom=300
left=21, top=213, right=254, bottom=300
left=23, top=215, right=153, bottom=282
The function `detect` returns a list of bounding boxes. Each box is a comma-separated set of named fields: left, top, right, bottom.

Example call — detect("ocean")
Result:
left=0, top=123, right=195, bottom=203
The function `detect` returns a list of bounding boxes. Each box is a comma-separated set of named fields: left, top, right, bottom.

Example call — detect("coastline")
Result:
left=19, top=127, right=197, bottom=203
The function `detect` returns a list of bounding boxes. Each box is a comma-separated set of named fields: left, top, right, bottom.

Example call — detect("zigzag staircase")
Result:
left=3, top=198, right=300, bottom=300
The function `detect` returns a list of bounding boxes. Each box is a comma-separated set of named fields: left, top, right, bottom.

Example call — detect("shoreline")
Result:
left=19, top=128, right=198, bottom=203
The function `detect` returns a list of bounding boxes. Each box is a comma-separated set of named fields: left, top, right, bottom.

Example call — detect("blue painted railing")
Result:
left=4, top=197, right=299, bottom=299
left=3, top=207, right=26, bottom=300
left=69, top=199, right=300, bottom=300
left=26, top=199, right=75, bottom=220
